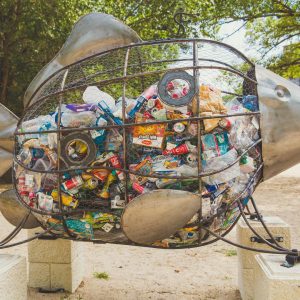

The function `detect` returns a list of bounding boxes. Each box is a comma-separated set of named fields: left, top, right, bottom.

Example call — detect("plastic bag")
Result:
left=192, top=84, right=227, bottom=132
left=61, top=110, right=97, bottom=128
left=202, top=149, right=240, bottom=184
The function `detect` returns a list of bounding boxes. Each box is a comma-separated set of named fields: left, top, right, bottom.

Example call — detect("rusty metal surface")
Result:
left=256, top=64, right=300, bottom=180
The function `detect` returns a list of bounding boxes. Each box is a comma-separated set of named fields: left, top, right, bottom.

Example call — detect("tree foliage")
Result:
left=193, top=0, right=300, bottom=77
left=0, top=0, right=299, bottom=116
left=0, top=0, right=93, bottom=115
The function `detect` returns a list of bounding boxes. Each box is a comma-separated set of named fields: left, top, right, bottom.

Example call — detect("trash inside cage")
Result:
left=14, top=39, right=263, bottom=248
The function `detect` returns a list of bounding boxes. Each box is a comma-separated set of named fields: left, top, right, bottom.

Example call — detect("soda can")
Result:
left=62, top=175, right=83, bottom=191
left=92, top=169, right=109, bottom=182
left=143, top=111, right=153, bottom=119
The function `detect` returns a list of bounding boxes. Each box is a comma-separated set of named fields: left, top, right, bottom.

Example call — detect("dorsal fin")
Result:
left=24, top=13, right=141, bottom=108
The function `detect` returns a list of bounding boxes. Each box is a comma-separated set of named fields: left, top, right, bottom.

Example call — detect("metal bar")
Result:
left=12, top=163, right=263, bottom=219
left=200, top=225, right=296, bottom=256
left=193, top=41, right=203, bottom=245
left=237, top=201, right=289, bottom=251
left=25, top=38, right=254, bottom=108
left=15, top=111, right=261, bottom=136
left=123, top=48, right=130, bottom=204
left=0, top=225, right=56, bottom=250
left=24, top=64, right=257, bottom=110
left=249, top=196, right=285, bottom=249
left=0, top=212, right=30, bottom=246
left=74, top=57, right=248, bottom=86
left=14, top=139, right=262, bottom=179
left=56, top=70, right=76, bottom=238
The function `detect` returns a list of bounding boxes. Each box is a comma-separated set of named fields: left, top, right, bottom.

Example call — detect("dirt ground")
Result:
left=0, top=164, right=299, bottom=300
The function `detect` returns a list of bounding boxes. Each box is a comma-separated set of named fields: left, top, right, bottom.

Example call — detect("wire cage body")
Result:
left=13, top=39, right=263, bottom=248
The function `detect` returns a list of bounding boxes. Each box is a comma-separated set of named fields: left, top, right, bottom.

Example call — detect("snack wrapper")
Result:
left=132, top=114, right=166, bottom=148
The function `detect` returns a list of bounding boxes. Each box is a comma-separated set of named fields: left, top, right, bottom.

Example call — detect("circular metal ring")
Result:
left=157, top=70, right=195, bottom=107
left=60, top=132, right=96, bottom=167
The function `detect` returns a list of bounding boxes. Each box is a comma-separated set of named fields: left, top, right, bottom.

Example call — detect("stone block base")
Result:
left=27, top=232, right=86, bottom=293
left=254, top=254, right=300, bottom=300
left=237, top=216, right=291, bottom=300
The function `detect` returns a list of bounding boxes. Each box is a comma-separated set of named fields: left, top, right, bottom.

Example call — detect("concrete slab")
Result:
left=254, top=254, right=300, bottom=300
left=0, top=254, right=27, bottom=300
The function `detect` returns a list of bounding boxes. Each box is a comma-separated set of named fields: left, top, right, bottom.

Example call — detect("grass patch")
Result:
left=215, top=248, right=237, bottom=257
left=93, top=272, right=109, bottom=280
left=225, top=249, right=237, bottom=257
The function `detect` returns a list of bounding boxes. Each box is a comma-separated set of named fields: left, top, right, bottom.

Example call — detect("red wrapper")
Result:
left=132, top=182, right=144, bottom=194
left=163, top=143, right=189, bottom=155
left=62, top=176, right=83, bottom=191
left=109, top=155, right=125, bottom=181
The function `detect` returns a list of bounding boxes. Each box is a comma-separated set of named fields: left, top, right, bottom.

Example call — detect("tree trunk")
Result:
left=0, top=37, right=9, bottom=106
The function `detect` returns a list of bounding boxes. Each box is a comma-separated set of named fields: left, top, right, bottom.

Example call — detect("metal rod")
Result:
left=193, top=41, right=203, bottom=245
left=123, top=48, right=130, bottom=204
left=15, top=111, right=260, bottom=136
left=72, top=57, right=249, bottom=88
left=0, top=212, right=30, bottom=246
left=25, top=38, right=254, bottom=108
left=23, top=64, right=257, bottom=112
left=0, top=225, right=56, bottom=250
left=56, top=70, right=76, bottom=238
left=200, top=225, right=297, bottom=256
left=249, top=196, right=285, bottom=249
left=14, top=139, right=262, bottom=178
left=237, top=201, right=289, bottom=251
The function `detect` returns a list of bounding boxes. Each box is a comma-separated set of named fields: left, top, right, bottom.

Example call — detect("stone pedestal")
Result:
left=236, top=216, right=291, bottom=300
left=0, top=254, right=27, bottom=300
left=27, top=231, right=86, bottom=293
left=254, top=254, right=300, bottom=300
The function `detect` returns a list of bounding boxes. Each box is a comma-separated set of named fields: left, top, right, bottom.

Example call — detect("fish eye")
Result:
left=275, top=85, right=291, bottom=101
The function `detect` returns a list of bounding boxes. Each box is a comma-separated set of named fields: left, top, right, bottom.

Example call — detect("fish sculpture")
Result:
left=0, top=13, right=299, bottom=249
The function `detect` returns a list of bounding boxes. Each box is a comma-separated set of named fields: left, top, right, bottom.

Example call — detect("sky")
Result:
left=218, top=21, right=259, bottom=59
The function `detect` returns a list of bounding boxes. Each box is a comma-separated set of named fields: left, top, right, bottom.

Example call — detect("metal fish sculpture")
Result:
left=0, top=13, right=299, bottom=250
